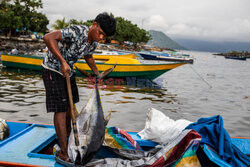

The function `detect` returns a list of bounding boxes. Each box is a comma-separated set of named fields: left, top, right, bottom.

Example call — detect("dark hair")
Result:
left=94, top=12, right=116, bottom=36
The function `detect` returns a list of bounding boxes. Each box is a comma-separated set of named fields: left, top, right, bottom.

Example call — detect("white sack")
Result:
left=0, top=118, right=9, bottom=140
left=138, top=108, right=192, bottom=144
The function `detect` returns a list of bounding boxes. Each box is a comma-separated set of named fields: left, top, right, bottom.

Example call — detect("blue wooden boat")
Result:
left=0, top=120, right=157, bottom=166
left=139, top=52, right=194, bottom=64
left=225, top=55, right=247, bottom=60
left=0, top=120, right=249, bottom=166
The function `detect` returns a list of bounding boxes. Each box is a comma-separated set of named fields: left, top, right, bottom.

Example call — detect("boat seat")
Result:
left=6, top=121, right=30, bottom=138
left=0, top=123, right=56, bottom=166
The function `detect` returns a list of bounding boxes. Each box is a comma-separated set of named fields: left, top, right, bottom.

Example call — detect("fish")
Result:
left=67, top=65, right=115, bottom=165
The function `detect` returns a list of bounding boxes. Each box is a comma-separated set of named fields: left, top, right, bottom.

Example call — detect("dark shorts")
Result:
left=42, top=67, right=79, bottom=113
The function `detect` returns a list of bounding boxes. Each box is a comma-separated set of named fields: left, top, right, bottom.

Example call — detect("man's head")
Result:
left=94, top=12, right=116, bottom=36
left=88, top=12, right=116, bottom=43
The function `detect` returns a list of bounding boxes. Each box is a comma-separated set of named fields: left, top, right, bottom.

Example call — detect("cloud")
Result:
left=40, top=0, right=250, bottom=42
left=146, top=15, right=168, bottom=30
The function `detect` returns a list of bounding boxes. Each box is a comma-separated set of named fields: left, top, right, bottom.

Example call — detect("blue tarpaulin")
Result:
left=186, top=115, right=250, bottom=167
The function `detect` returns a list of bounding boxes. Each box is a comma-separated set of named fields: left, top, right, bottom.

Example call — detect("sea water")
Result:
left=0, top=51, right=249, bottom=137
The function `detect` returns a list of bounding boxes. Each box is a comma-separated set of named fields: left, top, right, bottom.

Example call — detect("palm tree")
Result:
left=51, top=17, right=69, bottom=30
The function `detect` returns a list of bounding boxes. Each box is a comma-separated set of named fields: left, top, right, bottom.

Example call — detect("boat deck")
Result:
left=0, top=122, right=57, bottom=166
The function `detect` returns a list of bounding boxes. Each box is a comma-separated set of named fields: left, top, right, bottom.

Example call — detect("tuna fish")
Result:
left=67, top=66, right=115, bottom=165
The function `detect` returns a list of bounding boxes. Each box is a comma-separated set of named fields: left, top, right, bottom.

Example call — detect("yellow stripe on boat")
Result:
left=1, top=54, right=43, bottom=66
left=93, top=53, right=137, bottom=60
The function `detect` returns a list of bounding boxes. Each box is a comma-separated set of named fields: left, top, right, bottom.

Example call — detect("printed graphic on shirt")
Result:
left=43, top=25, right=97, bottom=75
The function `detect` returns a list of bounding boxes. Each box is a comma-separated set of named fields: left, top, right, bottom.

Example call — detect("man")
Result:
left=42, top=12, right=116, bottom=162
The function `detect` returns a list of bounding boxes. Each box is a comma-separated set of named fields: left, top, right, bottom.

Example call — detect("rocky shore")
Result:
left=214, top=52, right=250, bottom=58
left=0, top=36, right=46, bottom=54
left=0, top=36, right=139, bottom=55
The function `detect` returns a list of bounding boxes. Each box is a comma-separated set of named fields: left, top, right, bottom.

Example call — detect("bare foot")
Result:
left=58, top=151, right=72, bottom=163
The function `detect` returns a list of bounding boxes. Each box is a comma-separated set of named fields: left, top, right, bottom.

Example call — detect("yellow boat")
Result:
left=92, top=53, right=137, bottom=60
left=1, top=54, right=186, bottom=79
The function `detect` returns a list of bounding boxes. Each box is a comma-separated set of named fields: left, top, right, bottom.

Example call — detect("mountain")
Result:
left=147, top=30, right=186, bottom=50
left=172, top=37, right=250, bottom=53
left=147, top=30, right=250, bottom=52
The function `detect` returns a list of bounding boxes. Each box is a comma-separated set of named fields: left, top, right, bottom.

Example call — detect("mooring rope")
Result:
left=189, top=65, right=212, bottom=89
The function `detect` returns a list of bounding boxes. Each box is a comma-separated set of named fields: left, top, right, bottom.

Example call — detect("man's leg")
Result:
left=66, top=107, right=72, bottom=137
left=54, top=111, right=70, bottom=161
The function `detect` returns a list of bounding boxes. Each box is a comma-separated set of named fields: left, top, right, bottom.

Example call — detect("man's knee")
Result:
left=54, top=112, right=67, bottom=121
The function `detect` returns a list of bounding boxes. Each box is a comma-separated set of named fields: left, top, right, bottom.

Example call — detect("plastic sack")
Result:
left=0, top=118, right=9, bottom=140
left=138, top=108, right=192, bottom=144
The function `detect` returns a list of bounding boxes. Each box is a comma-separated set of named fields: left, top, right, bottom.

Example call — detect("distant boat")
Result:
left=224, top=55, right=247, bottom=60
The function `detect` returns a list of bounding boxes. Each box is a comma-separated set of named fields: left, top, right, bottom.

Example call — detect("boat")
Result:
left=224, top=55, right=247, bottom=60
left=93, top=53, right=137, bottom=60
left=92, top=50, right=138, bottom=59
left=35, top=50, right=138, bottom=60
left=1, top=54, right=186, bottom=79
left=0, top=120, right=154, bottom=167
left=0, top=120, right=249, bottom=167
left=139, top=52, right=194, bottom=64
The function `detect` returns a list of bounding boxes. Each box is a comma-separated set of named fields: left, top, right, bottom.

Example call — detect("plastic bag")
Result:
left=0, top=119, right=9, bottom=140
left=138, top=108, right=192, bottom=144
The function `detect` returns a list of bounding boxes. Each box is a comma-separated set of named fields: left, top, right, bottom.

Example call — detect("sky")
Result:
left=41, top=0, right=250, bottom=43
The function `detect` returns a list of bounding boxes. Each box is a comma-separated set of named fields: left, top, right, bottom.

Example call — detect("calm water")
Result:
left=0, top=51, right=249, bottom=137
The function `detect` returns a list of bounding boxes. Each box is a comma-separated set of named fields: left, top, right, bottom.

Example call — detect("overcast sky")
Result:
left=41, top=0, right=250, bottom=42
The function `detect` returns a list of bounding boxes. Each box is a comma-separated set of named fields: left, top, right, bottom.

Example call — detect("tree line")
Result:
left=0, top=0, right=151, bottom=43
left=0, top=0, right=49, bottom=37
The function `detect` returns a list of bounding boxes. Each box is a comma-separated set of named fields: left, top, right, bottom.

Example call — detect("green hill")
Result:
left=147, top=30, right=186, bottom=50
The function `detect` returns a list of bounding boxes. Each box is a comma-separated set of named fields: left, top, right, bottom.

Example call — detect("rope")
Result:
left=189, top=65, right=212, bottom=89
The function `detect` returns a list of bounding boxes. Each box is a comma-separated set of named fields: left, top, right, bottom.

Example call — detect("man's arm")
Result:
left=84, top=55, right=99, bottom=76
left=43, top=31, right=70, bottom=77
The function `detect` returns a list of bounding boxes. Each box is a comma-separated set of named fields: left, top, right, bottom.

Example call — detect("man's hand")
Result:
left=61, top=61, right=71, bottom=77
left=84, top=54, right=99, bottom=78
left=93, top=72, right=100, bottom=79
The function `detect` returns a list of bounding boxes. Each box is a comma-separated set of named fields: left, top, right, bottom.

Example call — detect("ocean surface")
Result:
left=0, top=51, right=249, bottom=137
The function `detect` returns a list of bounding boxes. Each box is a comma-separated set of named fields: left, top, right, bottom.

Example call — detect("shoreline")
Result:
left=1, top=36, right=250, bottom=58
left=0, top=36, right=46, bottom=54
left=213, top=52, right=250, bottom=58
